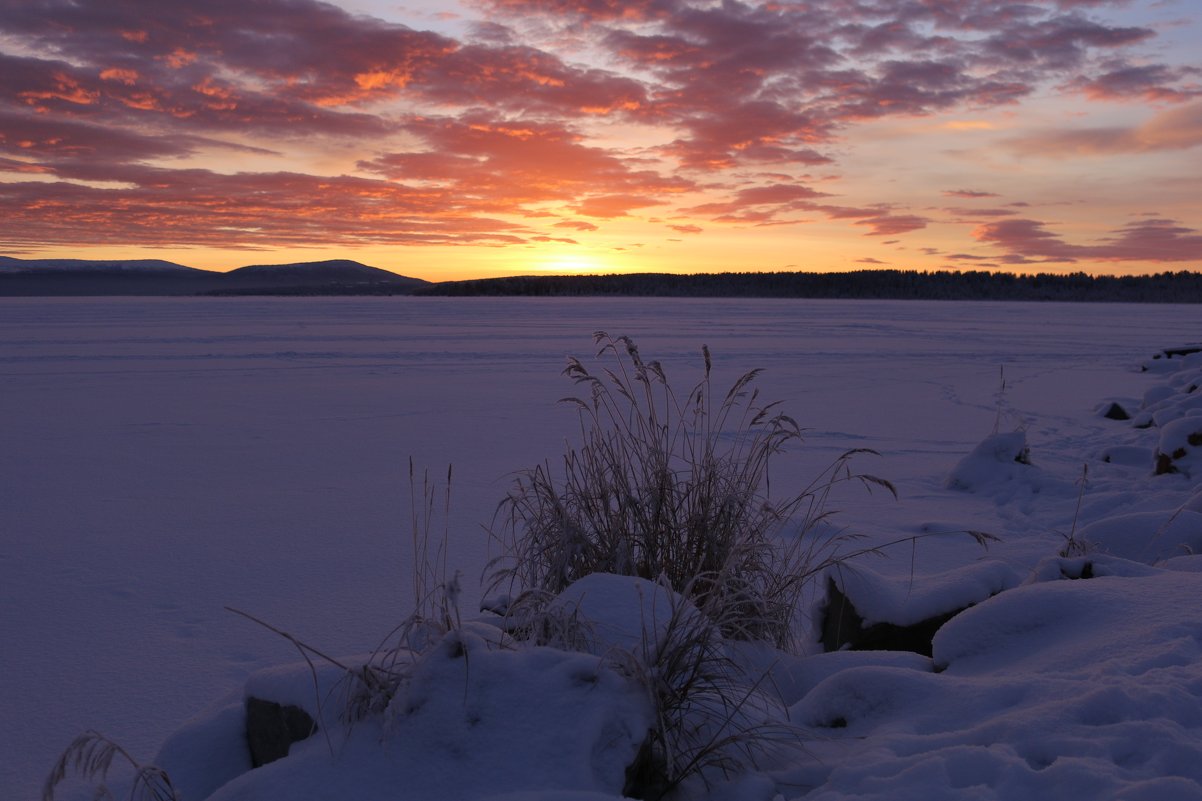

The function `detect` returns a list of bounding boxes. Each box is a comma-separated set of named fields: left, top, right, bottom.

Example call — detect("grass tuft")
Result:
left=487, top=332, right=895, bottom=651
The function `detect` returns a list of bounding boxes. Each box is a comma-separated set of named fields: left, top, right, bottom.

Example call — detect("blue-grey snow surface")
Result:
left=4, top=296, right=1202, bottom=800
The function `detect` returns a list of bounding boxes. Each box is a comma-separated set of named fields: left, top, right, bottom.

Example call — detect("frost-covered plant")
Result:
left=618, top=580, right=798, bottom=800
left=344, top=460, right=465, bottom=720
left=44, top=731, right=178, bottom=801
left=529, top=573, right=798, bottom=800
left=488, top=332, right=895, bottom=651
left=228, top=461, right=467, bottom=724
left=1057, top=463, right=1092, bottom=558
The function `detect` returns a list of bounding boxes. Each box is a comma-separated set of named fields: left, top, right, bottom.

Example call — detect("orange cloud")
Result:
left=575, top=194, right=663, bottom=218
left=100, top=68, right=139, bottom=85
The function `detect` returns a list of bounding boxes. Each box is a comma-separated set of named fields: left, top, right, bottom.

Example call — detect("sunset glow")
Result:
left=1, top=0, right=1199, bottom=280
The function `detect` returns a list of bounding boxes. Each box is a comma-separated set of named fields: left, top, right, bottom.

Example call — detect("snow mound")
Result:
left=946, top=431, right=1034, bottom=492
left=934, top=569, right=1202, bottom=675
left=152, top=627, right=651, bottom=801
left=784, top=568, right=1202, bottom=800
left=548, top=572, right=710, bottom=658
left=1081, top=510, right=1202, bottom=564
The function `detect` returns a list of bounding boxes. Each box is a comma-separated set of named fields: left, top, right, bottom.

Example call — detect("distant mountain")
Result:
left=214, top=259, right=429, bottom=294
left=0, top=256, right=202, bottom=274
left=0, top=257, right=428, bottom=296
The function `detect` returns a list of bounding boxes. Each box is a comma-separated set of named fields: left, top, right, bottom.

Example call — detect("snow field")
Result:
left=5, top=297, right=1202, bottom=800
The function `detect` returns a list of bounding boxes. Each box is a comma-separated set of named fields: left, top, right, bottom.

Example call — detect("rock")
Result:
left=1157, top=346, right=1202, bottom=360
left=1102, top=402, right=1131, bottom=421
left=1154, top=418, right=1202, bottom=477
left=245, top=697, right=317, bottom=768
left=821, top=578, right=964, bottom=657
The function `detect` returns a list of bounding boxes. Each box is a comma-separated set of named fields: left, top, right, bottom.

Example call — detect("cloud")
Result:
left=554, top=220, right=599, bottom=231
left=0, top=107, right=274, bottom=163
left=683, top=183, right=827, bottom=217
left=0, top=157, right=53, bottom=175
left=854, top=214, right=930, bottom=236
left=0, top=0, right=1191, bottom=259
left=943, top=189, right=1000, bottom=198
left=1067, top=62, right=1202, bottom=103
left=0, top=164, right=535, bottom=250
left=360, top=113, right=692, bottom=215
left=0, top=108, right=196, bottom=161
left=472, top=0, right=673, bottom=22
left=1006, top=101, right=1202, bottom=155
left=415, top=44, right=649, bottom=116
left=0, top=51, right=393, bottom=138
left=979, top=14, right=1152, bottom=70
left=974, top=217, right=1202, bottom=262
left=943, top=206, right=1017, bottom=219
left=574, top=194, right=663, bottom=217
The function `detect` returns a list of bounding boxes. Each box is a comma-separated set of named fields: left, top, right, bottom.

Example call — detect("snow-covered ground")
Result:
left=4, top=297, right=1202, bottom=800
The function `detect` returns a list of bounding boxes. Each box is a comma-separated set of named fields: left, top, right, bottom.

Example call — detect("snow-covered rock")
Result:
left=946, top=431, right=1034, bottom=492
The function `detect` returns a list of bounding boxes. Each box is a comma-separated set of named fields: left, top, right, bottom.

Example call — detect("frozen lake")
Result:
left=1, top=296, right=1196, bottom=798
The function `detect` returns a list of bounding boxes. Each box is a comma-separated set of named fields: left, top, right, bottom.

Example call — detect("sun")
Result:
left=531, top=250, right=615, bottom=275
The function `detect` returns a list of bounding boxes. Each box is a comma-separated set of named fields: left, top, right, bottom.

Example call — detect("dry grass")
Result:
left=43, top=731, right=178, bottom=801
left=618, top=579, right=802, bottom=800
left=344, top=460, right=465, bottom=721
left=487, top=332, right=896, bottom=651
left=1058, top=463, right=1091, bottom=558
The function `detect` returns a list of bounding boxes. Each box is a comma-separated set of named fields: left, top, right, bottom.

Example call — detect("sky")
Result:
left=1, top=0, right=1200, bottom=281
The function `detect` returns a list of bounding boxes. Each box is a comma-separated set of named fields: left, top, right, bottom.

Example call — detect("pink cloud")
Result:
left=974, top=217, right=1202, bottom=263
left=1068, top=62, right=1202, bottom=103
left=683, top=183, right=827, bottom=216
left=943, top=189, right=1000, bottom=198
left=943, top=206, right=1017, bottom=219
left=854, top=214, right=930, bottom=236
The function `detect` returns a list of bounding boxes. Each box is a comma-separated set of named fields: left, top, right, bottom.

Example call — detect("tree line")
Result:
left=415, top=269, right=1202, bottom=302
